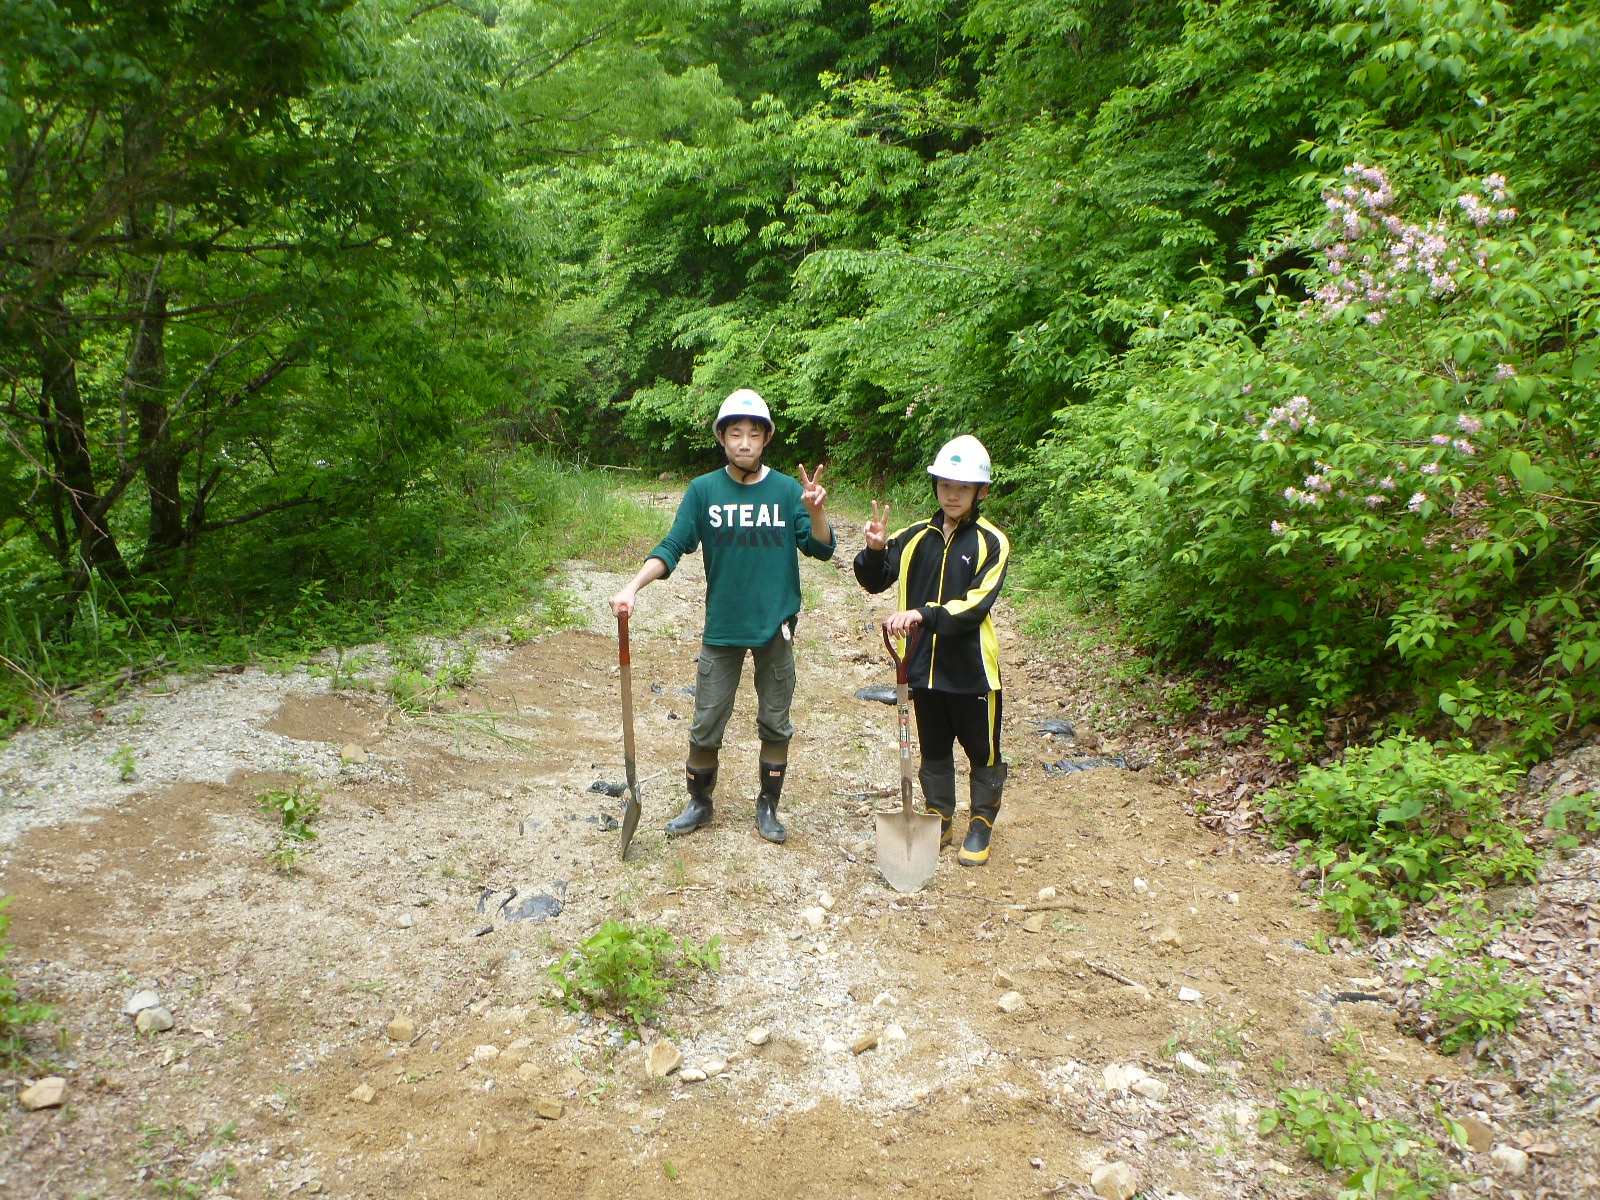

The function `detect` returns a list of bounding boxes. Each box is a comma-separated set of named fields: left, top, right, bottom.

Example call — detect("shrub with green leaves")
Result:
left=0, top=897, right=57, bottom=1066
left=1264, top=735, right=1537, bottom=937
left=547, top=920, right=721, bottom=1031
left=259, top=782, right=322, bottom=873
left=1545, top=791, right=1600, bottom=849
left=1262, top=1086, right=1456, bottom=1200
left=1407, top=951, right=1540, bottom=1056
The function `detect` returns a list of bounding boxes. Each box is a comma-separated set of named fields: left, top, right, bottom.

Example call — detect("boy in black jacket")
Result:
left=854, top=435, right=1011, bottom=865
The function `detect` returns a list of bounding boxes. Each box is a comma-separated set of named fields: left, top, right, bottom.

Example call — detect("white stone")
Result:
left=1132, top=877, right=1149, bottom=894
left=679, top=1068, right=708, bottom=1082
left=123, top=989, right=161, bottom=1016
left=703, top=1060, right=727, bottom=1077
left=347, top=1083, right=376, bottom=1104
left=746, top=1027, right=770, bottom=1046
left=473, top=1044, right=500, bottom=1062
left=997, top=991, right=1026, bottom=1013
left=1102, top=1064, right=1149, bottom=1092
left=993, top=968, right=1015, bottom=989
left=340, top=743, right=369, bottom=764
left=1178, top=986, right=1203, bottom=1003
left=883, top=1024, right=907, bottom=1042
left=871, top=992, right=897, bottom=1008
left=819, top=891, right=836, bottom=911
left=19, top=1078, right=66, bottom=1111
left=1090, top=1161, right=1140, bottom=1200
left=822, top=1037, right=847, bottom=1054
left=1174, top=1051, right=1212, bottom=1074
left=1226, top=892, right=1239, bottom=905
left=1037, top=886, right=1057, bottom=901
left=646, top=1040, right=682, bottom=1077
left=1132, top=1077, right=1169, bottom=1102
left=1489, top=1145, right=1529, bottom=1177
left=135, top=1006, right=174, bottom=1034
left=801, top=906, right=826, bottom=931
left=396, top=912, right=414, bottom=929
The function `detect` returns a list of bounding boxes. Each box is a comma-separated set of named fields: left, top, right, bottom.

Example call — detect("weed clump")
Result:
left=547, top=920, right=721, bottom=1032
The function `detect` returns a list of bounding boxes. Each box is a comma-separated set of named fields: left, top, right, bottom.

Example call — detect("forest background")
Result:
left=2, top=0, right=1599, bottom=867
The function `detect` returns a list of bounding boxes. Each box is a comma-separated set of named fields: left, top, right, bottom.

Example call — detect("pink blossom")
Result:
left=1456, top=413, right=1483, bottom=435
left=1495, top=362, right=1516, bottom=380
left=1453, top=439, right=1476, bottom=456
left=1482, top=173, right=1508, bottom=202
left=1421, top=462, right=1440, bottom=476
left=1270, top=521, right=1287, bottom=536
left=1408, top=493, right=1427, bottom=513
left=1364, top=495, right=1384, bottom=508
left=1431, top=434, right=1451, bottom=446
left=1379, top=476, right=1395, bottom=490
left=1365, top=310, right=1385, bottom=325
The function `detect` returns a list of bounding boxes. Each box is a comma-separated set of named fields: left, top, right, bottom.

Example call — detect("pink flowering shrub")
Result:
left=1054, top=162, right=1600, bottom=748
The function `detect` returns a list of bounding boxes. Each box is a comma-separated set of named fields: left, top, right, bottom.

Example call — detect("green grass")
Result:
left=0, top=450, right=668, bottom=735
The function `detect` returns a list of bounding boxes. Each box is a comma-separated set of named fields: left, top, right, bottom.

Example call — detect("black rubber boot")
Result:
left=918, top=757, right=958, bottom=849
left=755, top=761, right=788, bottom=844
left=665, top=763, right=716, bottom=837
left=959, top=763, right=1007, bottom=867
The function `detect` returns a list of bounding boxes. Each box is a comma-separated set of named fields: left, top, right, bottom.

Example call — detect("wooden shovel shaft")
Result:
left=883, top=624, right=919, bottom=815
left=619, top=612, right=637, bottom=767
left=617, top=612, right=641, bottom=859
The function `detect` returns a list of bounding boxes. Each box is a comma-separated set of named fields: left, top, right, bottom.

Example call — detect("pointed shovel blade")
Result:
left=875, top=809, right=942, bottom=893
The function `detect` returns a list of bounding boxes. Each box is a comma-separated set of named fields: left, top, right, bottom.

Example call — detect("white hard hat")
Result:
left=713, top=388, right=773, bottom=431
left=927, top=435, right=991, bottom=484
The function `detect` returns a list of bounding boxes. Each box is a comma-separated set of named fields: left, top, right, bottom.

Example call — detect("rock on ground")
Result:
left=1090, top=1161, right=1140, bottom=1200
left=20, top=1078, right=67, bottom=1111
left=646, top=1040, right=682, bottom=1078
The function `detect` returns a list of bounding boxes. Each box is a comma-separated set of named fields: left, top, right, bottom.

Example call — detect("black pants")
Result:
left=912, top=689, right=1002, bottom=768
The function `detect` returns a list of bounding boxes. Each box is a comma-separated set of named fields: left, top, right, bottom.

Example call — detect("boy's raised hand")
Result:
left=864, top=500, right=891, bottom=550
left=798, top=463, right=828, bottom=518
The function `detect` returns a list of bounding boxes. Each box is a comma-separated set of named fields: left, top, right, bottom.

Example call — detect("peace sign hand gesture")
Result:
left=797, top=463, right=828, bottom=520
left=864, top=500, right=891, bottom=551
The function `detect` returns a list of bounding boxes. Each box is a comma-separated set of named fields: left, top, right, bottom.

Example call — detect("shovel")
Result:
left=875, top=624, right=941, bottom=893
left=616, top=611, right=642, bottom=860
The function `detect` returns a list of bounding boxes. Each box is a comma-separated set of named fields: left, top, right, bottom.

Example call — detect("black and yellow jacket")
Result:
left=853, top=510, right=1010, bottom=694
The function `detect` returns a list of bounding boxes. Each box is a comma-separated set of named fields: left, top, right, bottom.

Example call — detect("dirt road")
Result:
left=0, top=501, right=1545, bottom=1199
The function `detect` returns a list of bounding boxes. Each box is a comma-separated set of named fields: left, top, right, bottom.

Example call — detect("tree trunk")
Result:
left=131, top=280, right=183, bottom=571
left=37, top=293, right=132, bottom=585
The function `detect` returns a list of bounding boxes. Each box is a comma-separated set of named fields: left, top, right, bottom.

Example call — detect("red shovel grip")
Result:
left=618, top=611, right=630, bottom=665
left=881, top=622, right=916, bottom=684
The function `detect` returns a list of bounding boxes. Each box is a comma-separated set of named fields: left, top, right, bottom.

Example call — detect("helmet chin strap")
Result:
left=728, top=455, right=762, bottom=483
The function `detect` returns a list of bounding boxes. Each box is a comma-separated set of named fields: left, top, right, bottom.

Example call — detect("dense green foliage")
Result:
left=1263, top=733, right=1536, bottom=935
left=4, top=3, right=1598, bottom=759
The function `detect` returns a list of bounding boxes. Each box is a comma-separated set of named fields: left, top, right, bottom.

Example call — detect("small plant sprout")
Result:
left=110, top=744, right=137, bottom=782
left=258, top=782, right=323, bottom=873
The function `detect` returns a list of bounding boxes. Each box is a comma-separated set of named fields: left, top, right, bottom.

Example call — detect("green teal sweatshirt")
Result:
left=648, top=467, right=836, bottom=646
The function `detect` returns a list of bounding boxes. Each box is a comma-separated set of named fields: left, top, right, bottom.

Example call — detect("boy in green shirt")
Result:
left=609, top=389, right=836, bottom=843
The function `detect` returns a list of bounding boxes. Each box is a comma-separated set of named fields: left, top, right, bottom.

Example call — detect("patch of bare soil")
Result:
left=1, top=508, right=1593, bottom=1199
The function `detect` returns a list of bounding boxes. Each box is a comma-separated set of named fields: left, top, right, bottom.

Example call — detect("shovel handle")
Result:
left=617, top=613, right=636, bottom=764
left=881, top=623, right=917, bottom=684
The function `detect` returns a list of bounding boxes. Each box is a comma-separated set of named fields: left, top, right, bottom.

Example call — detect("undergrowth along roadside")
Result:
left=0, top=897, right=57, bottom=1066
left=0, top=452, right=667, bottom=736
